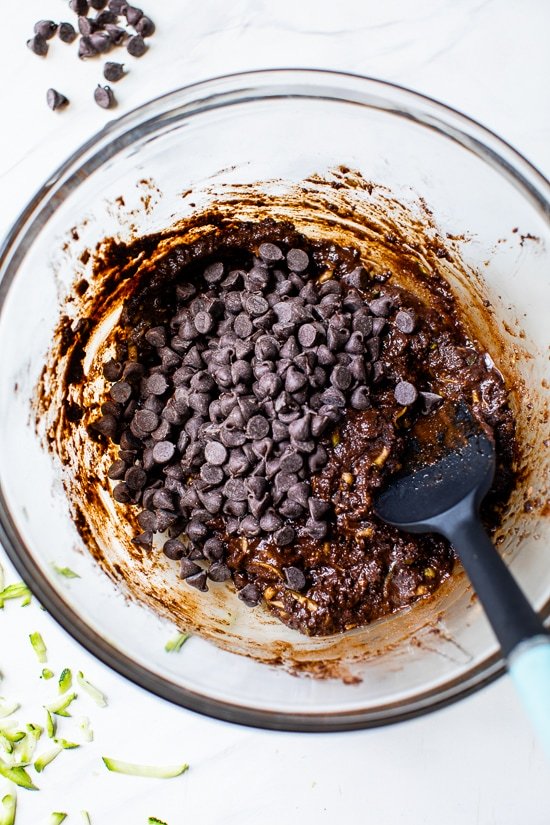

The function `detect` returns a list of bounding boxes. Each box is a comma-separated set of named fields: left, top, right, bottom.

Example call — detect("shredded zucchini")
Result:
left=16, top=723, right=43, bottom=764
left=34, top=745, right=63, bottom=773
left=54, top=738, right=80, bottom=750
left=58, top=669, right=72, bottom=695
left=0, top=757, right=38, bottom=790
left=0, top=700, right=20, bottom=719
left=52, top=564, right=81, bottom=579
left=29, top=632, right=47, bottom=663
left=41, top=668, right=54, bottom=680
left=164, top=633, right=190, bottom=653
left=49, top=814, right=67, bottom=825
left=46, top=692, right=77, bottom=718
left=81, top=813, right=91, bottom=824
left=46, top=711, right=56, bottom=739
left=78, top=717, right=93, bottom=743
left=76, top=672, right=107, bottom=708
left=102, top=757, right=189, bottom=779
left=0, top=793, right=16, bottom=825
left=148, top=818, right=168, bottom=825
left=0, top=583, right=31, bottom=608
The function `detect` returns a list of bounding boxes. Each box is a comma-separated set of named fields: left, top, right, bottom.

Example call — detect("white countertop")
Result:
left=1, top=1, right=549, bottom=822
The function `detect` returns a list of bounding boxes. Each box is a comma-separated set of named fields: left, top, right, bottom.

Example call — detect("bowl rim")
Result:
left=1, top=68, right=549, bottom=732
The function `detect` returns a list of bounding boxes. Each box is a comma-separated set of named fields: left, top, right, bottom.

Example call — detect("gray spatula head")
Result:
left=374, top=431, right=495, bottom=533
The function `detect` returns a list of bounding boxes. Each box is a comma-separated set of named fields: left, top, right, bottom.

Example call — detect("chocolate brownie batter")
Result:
left=92, top=218, right=515, bottom=636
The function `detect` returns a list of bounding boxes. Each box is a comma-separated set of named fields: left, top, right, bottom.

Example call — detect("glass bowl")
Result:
left=0, top=70, right=548, bottom=731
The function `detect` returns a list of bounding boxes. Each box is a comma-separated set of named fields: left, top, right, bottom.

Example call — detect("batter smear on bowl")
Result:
left=90, top=219, right=515, bottom=636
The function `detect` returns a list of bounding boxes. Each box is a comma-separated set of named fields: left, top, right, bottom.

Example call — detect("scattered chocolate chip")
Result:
left=124, top=5, right=143, bottom=25
left=69, top=0, right=89, bottom=14
left=34, top=20, right=58, bottom=39
left=179, top=558, right=202, bottom=579
left=90, top=0, right=108, bottom=8
left=163, top=539, right=185, bottom=560
left=27, top=35, right=48, bottom=56
left=258, top=242, right=283, bottom=263
left=90, top=31, right=112, bottom=53
left=135, top=15, right=155, bottom=36
left=58, top=22, right=77, bottom=42
left=47, top=89, right=69, bottom=111
left=94, top=84, right=116, bottom=108
left=126, top=34, right=147, bottom=56
left=79, top=36, right=98, bottom=58
left=204, top=441, right=227, bottom=466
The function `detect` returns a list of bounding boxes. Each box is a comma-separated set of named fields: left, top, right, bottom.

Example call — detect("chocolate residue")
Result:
left=34, top=168, right=549, bottom=680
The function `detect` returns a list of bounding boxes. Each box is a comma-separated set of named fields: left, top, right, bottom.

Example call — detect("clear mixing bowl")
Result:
left=0, top=70, right=548, bottom=731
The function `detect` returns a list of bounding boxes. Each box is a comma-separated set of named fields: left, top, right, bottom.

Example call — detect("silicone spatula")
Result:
left=375, top=429, right=550, bottom=756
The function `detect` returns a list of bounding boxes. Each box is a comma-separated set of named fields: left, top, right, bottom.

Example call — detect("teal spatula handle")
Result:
left=509, top=636, right=550, bottom=758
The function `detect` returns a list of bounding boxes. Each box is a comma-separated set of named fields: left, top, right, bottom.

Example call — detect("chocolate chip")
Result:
left=113, top=482, right=132, bottom=503
left=331, top=365, right=352, bottom=391
left=208, top=562, right=231, bottom=582
left=152, top=441, right=176, bottom=464
left=223, top=478, right=247, bottom=501
left=351, top=385, right=370, bottom=410
left=34, top=20, right=58, bottom=39
left=394, top=380, right=418, bottom=406
left=395, top=310, right=416, bottom=333
left=286, top=248, right=309, bottom=273
left=420, top=391, right=443, bottom=413
left=92, top=414, right=118, bottom=438
left=125, top=466, right=147, bottom=490
left=70, top=0, right=89, bottom=12
left=102, top=61, right=126, bottom=82
left=259, top=242, right=283, bottom=263
left=90, top=0, right=107, bottom=8
left=305, top=519, right=327, bottom=539
left=135, top=15, right=155, bottom=36
left=369, top=296, right=392, bottom=317
left=274, top=525, right=295, bottom=546
left=132, top=530, right=153, bottom=550
left=78, top=36, right=98, bottom=58
left=247, top=415, right=269, bottom=439
left=94, top=85, right=116, bottom=109
left=137, top=510, right=156, bottom=530
left=233, top=313, right=253, bottom=339
left=186, top=519, right=208, bottom=542
left=146, top=373, right=168, bottom=395
left=163, top=539, right=185, bottom=560
left=126, top=34, right=147, bottom=56
left=238, top=583, right=261, bottom=606
left=204, top=441, right=227, bottom=465
left=179, top=558, right=202, bottom=579
left=47, top=89, right=69, bottom=111
left=297, top=323, right=318, bottom=348
left=283, top=566, right=306, bottom=591
left=124, top=4, right=143, bottom=25
left=27, top=35, right=48, bottom=56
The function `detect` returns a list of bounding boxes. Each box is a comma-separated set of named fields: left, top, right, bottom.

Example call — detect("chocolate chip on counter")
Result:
left=27, top=35, right=48, bottom=56
left=126, top=34, right=147, bottom=56
left=394, top=380, right=418, bottom=406
left=78, top=36, right=97, bottom=58
left=137, top=509, right=156, bottom=530
left=34, top=20, right=58, bottom=39
left=94, top=84, right=116, bottom=108
left=420, top=391, right=443, bottom=414
left=90, top=30, right=112, bottom=52
left=203, top=537, right=224, bottom=560
left=69, top=0, right=89, bottom=14
left=135, top=15, right=155, bottom=36
left=92, top=414, right=118, bottom=438
left=47, top=89, right=69, bottom=111
left=238, top=583, right=261, bottom=607
left=124, top=5, right=143, bottom=25
left=110, top=381, right=132, bottom=404
left=58, top=22, right=77, bottom=42
left=108, top=0, right=126, bottom=10
left=78, top=16, right=96, bottom=36
left=90, top=0, right=108, bottom=8
left=103, top=358, right=123, bottom=381
left=107, top=459, right=127, bottom=479
left=395, top=310, right=416, bottom=333
left=283, top=566, right=306, bottom=591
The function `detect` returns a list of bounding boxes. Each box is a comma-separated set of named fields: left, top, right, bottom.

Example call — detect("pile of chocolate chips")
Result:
left=93, top=241, right=437, bottom=600
left=26, top=0, right=155, bottom=110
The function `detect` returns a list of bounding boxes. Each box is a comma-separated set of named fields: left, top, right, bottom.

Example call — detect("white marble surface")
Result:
left=1, top=1, right=549, bottom=822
